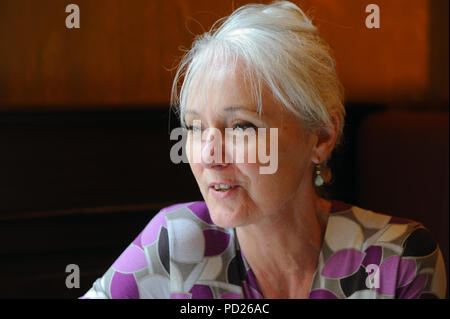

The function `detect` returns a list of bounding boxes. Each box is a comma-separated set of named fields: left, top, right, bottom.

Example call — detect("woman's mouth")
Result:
left=208, top=183, right=240, bottom=199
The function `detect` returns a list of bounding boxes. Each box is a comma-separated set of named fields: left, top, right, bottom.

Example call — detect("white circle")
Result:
left=169, top=218, right=205, bottom=263
left=325, top=215, right=364, bottom=251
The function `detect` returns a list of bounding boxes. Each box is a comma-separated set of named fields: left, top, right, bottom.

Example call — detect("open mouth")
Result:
left=208, top=183, right=240, bottom=198
left=212, top=184, right=237, bottom=192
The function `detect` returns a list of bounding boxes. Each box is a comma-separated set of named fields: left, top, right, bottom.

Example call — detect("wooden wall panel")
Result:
left=429, top=0, right=449, bottom=104
left=0, top=0, right=437, bottom=109
left=301, top=0, right=429, bottom=105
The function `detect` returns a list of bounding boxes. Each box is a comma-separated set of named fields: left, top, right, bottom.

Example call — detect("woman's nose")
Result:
left=201, top=129, right=228, bottom=169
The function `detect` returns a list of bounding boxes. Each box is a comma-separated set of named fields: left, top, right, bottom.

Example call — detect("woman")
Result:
left=80, top=1, right=446, bottom=299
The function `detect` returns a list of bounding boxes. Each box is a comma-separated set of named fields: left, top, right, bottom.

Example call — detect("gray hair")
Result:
left=171, top=0, right=345, bottom=149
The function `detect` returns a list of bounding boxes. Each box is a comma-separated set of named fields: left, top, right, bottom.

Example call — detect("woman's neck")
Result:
left=235, top=193, right=331, bottom=298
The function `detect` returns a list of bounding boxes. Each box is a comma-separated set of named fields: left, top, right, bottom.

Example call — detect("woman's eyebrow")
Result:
left=224, top=105, right=259, bottom=114
left=184, top=109, right=200, bottom=116
left=185, top=106, right=258, bottom=115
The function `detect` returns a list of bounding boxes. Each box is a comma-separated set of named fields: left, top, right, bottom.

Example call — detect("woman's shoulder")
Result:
left=317, top=201, right=446, bottom=298
left=328, top=201, right=429, bottom=249
left=343, top=204, right=442, bottom=264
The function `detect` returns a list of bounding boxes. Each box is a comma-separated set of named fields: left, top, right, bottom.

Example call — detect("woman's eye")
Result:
left=233, top=123, right=256, bottom=131
left=185, top=125, right=201, bottom=132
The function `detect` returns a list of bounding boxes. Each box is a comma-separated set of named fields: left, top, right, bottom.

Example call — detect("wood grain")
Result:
left=0, top=0, right=437, bottom=109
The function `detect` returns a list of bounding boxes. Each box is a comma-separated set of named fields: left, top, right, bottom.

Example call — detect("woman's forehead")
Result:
left=184, top=104, right=260, bottom=118
left=185, top=77, right=257, bottom=113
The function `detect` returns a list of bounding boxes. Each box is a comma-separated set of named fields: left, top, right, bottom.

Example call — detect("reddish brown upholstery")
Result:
left=357, top=109, right=449, bottom=289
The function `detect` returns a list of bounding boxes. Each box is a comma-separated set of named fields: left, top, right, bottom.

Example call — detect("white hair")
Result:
left=171, top=0, right=345, bottom=143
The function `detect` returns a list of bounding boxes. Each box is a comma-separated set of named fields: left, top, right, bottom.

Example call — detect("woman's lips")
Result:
left=208, top=182, right=240, bottom=188
left=208, top=182, right=241, bottom=199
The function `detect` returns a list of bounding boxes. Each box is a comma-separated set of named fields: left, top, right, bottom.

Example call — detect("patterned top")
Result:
left=80, top=201, right=447, bottom=299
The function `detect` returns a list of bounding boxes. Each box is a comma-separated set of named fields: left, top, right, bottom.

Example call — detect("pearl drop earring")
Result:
left=314, top=164, right=324, bottom=187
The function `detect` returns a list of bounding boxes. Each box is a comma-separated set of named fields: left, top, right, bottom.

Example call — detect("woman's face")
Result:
left=184, top=70, right=317, bottom=228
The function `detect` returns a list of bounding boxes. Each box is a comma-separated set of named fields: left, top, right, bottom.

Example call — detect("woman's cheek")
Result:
left=185, top=135, right=192, bottom=161
left=186, top=133, right=203, bottom=164
left=225, top=131, right=260, bottom=165
left=245, top=137, right=258, bottom=164
left=186, top=136, right=203, bottom=178
left=235, top=140, right=257, bottom=165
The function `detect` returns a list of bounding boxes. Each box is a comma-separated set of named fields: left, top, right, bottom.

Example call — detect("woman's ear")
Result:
left=311, top=111, right=340, bottom=164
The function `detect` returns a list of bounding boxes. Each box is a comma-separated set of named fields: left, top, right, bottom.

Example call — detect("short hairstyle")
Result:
left=171, top=0, right=345, bottom=167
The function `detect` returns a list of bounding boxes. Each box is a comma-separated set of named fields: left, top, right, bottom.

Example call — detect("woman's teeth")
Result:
left=214, top=184, right=234, bottom=191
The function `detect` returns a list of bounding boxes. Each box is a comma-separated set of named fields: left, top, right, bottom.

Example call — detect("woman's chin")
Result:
left=207, top=204, right=247, bottom=229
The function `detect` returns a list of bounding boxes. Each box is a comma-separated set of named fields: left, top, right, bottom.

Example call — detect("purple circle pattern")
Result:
left=322, top=249, right=365, bottom=278
left=110, top=272, right=139, bottom=299
left=203, top=229, right=230, bottom=257
left=189, top=202, right=214, bottom=225
left=309, top=289, right=338, bottom=299
left=190, top=285, right=214, bottom=299
left=112, top=244, right=147, bottom=273
left=220, top=292, right=243, bottom=299
left=362, top=246, right=382, bottom=268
